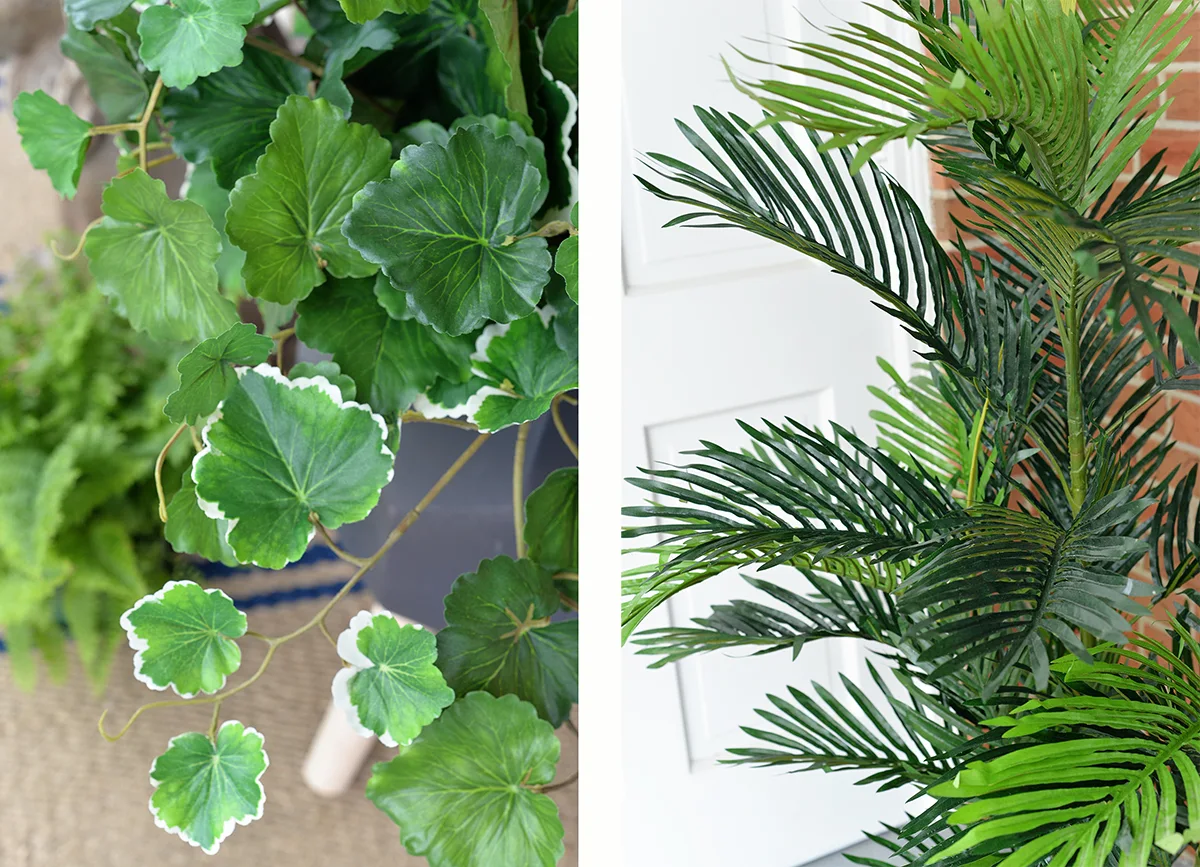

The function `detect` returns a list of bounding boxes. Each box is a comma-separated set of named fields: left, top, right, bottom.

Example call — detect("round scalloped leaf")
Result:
left=65, top=0, right=135, bottom=30
left=472, top=311, right=578, bottom=432
left=13, top=90, right=93, bottom=199
left=338, top=0, right=431, bottom=24
left=165, top=471, right=240, bottom=567
left=120, top=580, right=247, bottom=698
left=524, top=467, right=578, bottom=575
left=85, top=169, right=239, bottom=341
left=226, top=96, right=391, bottom=304
left=289, top=360, right=356, bottom=401
left=295, top=275, right=475, bottom=418
left=192, top=364, right=395, bottom=569
left=164, top=323, right=273, bottom=425
left=138, top=0, right=259, bottom=89
left=411, top=376, right=493, bottom=424
left=555, top=204, right=578, bottom=303
left=162, top=45, right=311, bottom=189
left=342, top=124, right=551, bottom=336
left=436, top=556, right=578, bottom=726
left=366, top=692, right=564, bottom=867
left=149, top=721, right=268, bottom=855
left=331, top=611, right=455, bottom=747
left=452, top=114, right=549, bottom=211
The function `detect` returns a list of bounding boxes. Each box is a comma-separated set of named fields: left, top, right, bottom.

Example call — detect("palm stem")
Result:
left=1063, top=299, right=1087, bottom=514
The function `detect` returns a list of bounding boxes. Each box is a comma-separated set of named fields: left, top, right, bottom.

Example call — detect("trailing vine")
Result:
left=11, top=0, right=579, bottom=862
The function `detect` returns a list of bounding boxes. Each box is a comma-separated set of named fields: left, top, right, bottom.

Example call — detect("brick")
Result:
left=1140, top=128, right=1200, bottom=177
left=1169, top=393, right=1200, bottom=448
left=1166, top=71, right=1200, bottom=121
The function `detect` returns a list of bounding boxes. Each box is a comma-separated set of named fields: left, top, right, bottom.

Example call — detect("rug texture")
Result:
left=0, top=560, right=579, bottom=866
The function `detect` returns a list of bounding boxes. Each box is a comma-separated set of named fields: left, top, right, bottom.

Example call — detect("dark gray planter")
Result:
left=335, top=400, right=577, bottom=627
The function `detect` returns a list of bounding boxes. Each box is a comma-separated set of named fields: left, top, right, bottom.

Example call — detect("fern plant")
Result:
left=624, top=1, right=1200, bottom=864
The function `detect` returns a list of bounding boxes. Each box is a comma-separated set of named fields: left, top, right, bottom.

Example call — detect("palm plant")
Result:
left=623, top=1, right=1200, bottom=864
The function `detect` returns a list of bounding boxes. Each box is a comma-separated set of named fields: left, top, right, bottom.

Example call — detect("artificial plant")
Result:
left=624, top=0, right=1200, bottom=864
left=0, top=256, right=183, bottom=694
left=11, top=0, right=579, bottom=862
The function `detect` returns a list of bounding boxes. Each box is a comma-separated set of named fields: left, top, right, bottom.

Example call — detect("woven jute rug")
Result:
left=0, top=560, right=579, bottom=867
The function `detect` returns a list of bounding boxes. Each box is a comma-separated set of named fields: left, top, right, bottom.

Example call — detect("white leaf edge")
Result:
left=191, top=363, right=397, bottom=569
left=331, top=609, right=427, bottom=749
left=148, top=720, right=269, bottom=856
left=466, top=308, right=560, bottom=433
left=119, top=579, right=247, bottom=699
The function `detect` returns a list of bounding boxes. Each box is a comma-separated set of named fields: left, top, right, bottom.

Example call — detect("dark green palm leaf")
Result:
left=899, top=487, right=1151, bottom=695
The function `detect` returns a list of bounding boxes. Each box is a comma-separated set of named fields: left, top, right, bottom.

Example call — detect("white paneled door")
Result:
left=621, top=2, right=931, bottom=865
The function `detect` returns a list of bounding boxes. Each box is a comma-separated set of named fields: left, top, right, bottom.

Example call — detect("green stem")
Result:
left=1063, top=299, right=1088, bottom=514
left=513, top=423, right=530, bottom=557
left=99, top=433, right=492, bottom=742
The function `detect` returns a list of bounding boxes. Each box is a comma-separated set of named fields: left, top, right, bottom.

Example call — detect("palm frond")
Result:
left=899, top=487, right=1152, bottom=695
left=622, top=419, right=955, bottom=638
left=731, top=0, right=1092, bottom=200
left=638, top=108, right=1053, bottom=422
left=631, top=572, right=907, bottom=667
left=922, top=627, right=1200, bottom=866
left=637, top=108, right=973, bottom=372
left=729, top=662, right=983, bottom=793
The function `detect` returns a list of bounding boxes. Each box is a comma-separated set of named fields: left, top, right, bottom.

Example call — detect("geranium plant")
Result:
left=12, top=0, right=579, bottom=863
left=624, top=1, right=1200, bottom=864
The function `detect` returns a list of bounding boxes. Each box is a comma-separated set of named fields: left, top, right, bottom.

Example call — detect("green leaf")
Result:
left=64, top=0, right=135, bottom=30
left=138, top=0, right=259, bottom=89
left=165, top=472, right=240, bottom=567
left=227, top=96, right=392, bottom=304
left=412, top=375, right=490, bottom=422
left=149, top=721, right=268, bottom=855
left=473, top=311, right=577, bottom=431
left=295, top=275, right=475, bottom=418
left=342, top=124, right=551, bottom=335
left=542, top=9, right=577, bottom=92
left=13, top=90, right=93, bottom=199
left=453, top=114, right=549, bottom=210
left=192, top=364, right=396, bottom=569
left=366, top=691, right=565, bottom=867
left=920, top=628, right=1200, bottom=866
left=120, top=580, right=247, bottom=698
left=85, top=169, right=239, bottom=341
left=311, top=8, right=400, bottom=114
left=554, top=204, right=578, bottom=303
left=338, top=0, right=432, bottom=24
left=60, top=24, right=150, bottom=122
left=184, top=161, right=246, bottom=291
left=162, top=45, right=311, bottom=189
left=164, top=323, right=274, bottom=425
left=438, top=31, right=507, bottom=118
left=477, top=0, right=528, bottom=116
left=524, top=468, right=577, bottom=574
left=289, top=361, right=356, bottom=401
left=436, top=556, right=578, bottom=726
left=331, top=611, right=455, bottom=747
